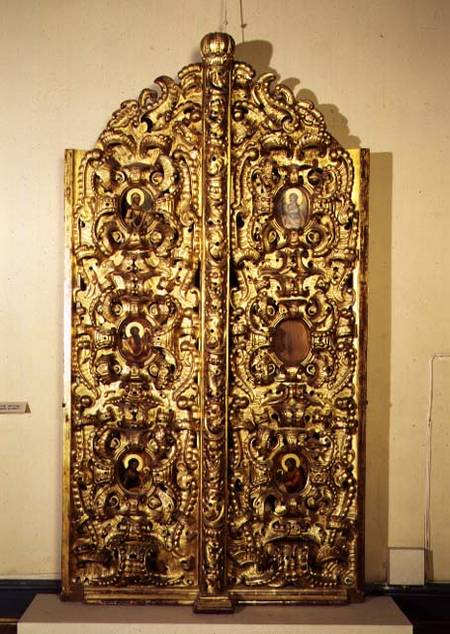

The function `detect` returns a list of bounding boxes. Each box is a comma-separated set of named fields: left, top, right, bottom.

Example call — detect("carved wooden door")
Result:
left=63, top=33, right=368, bottom=611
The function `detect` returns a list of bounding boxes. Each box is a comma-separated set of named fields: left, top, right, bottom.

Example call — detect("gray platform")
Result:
left=19, top=594, right=412, bottom=633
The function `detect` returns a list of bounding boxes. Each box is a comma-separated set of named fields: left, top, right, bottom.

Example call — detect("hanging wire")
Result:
left=219, top=0, right=247, bottom=41
left=222, top=0, right=229, bottom=32
left=239, top=0, right=247, bottom=43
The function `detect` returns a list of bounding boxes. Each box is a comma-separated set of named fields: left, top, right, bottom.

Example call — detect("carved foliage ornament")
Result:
left=63, top=32, right=369, bottom=611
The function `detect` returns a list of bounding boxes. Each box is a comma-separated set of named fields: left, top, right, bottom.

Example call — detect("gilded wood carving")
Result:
left=63, top=33, right=368, bottom=610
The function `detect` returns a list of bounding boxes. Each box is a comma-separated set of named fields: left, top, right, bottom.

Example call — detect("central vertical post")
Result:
left=195, top=32, right=234, bottom=613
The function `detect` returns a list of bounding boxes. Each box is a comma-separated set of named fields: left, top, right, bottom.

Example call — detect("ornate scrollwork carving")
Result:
left=64, top=32, right=368, bottom=609
left=194, top=32, right=234, bottom=613
left=227, top=64, right=367, bottom=600
left=66, top=60, right=203, bottom=596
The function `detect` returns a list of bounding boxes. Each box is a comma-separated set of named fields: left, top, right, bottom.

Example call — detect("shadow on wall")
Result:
left=236, top=39, right=392, bottom=584
left=235, top=39, right=360, bottom=148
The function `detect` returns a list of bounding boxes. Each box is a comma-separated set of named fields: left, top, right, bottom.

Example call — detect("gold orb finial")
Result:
left=200, top=32, right=235, bottom=65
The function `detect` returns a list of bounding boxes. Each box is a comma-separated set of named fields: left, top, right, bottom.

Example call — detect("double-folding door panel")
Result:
left=62, top=33, right=368, bottom=610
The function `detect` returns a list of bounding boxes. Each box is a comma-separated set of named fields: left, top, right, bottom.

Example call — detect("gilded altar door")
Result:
left=62, top=33, right=368, bottom=611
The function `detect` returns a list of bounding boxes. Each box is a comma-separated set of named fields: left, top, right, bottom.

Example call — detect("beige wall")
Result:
left=1, top=0, right=450, bottom=583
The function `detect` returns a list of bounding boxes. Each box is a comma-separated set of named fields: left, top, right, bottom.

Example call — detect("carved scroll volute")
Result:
left=195, top=32, right=234, bottom=613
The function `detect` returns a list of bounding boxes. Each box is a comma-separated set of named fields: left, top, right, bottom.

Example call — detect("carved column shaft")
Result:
left=195, top=33, right=234, bottom=612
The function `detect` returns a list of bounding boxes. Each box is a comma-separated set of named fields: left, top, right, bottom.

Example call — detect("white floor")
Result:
left=19, top=594, right=412, bottom=633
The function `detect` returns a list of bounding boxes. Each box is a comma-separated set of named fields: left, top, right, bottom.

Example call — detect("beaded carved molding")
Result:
left=63, top=33, right=369, bottom=611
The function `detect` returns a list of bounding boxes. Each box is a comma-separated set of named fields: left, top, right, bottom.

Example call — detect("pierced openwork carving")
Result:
left=63, top=32, right=368, bottom=610
left=226, top=64, right=368, bottom=603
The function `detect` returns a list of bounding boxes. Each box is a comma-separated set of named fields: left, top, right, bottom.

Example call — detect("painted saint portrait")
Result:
left=118, top=453, right=147, bottom=493
left=119, top=187, right=153, bottom=231
left=275, top=186, right=309, bottom=230
left=275, top=452, right=307, bottom=495
left=118, top=318, right=152, bottom=364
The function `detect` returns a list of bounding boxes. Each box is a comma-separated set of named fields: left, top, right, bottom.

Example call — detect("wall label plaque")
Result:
left=0, top=402, right=30, bottom=414
left=63, top=32, right=369, bottom=612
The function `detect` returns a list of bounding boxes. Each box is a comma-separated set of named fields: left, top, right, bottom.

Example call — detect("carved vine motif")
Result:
left=227, top=63, right=364, bottom=593
left=68, top=63, right=203, bottom=590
